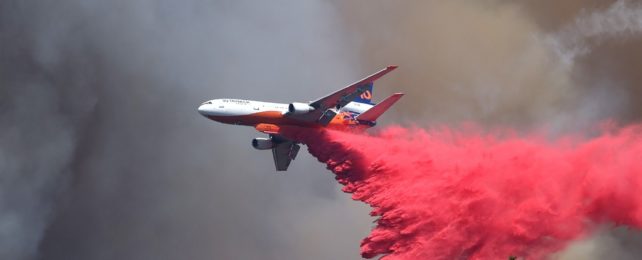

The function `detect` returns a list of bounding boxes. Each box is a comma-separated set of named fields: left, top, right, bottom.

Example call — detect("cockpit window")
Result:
left=202, top=101, right=213, bottom=105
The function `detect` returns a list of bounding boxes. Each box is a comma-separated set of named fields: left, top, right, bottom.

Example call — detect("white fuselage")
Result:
left=198, top=99, right=289, bottom=117
left=198, top=98, right=373, bottom=123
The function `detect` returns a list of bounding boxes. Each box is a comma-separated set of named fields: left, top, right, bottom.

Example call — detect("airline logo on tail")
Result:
left=353, top=82, right=374, bottom=104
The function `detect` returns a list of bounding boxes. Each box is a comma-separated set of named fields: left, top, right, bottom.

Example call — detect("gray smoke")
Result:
left=554, top=227, right=642, bottom=260
left=1, top=0, right=372, bottom=259
left=1, top=1, right=97, bottom=258
left=333, top=0, right=642, bottom=131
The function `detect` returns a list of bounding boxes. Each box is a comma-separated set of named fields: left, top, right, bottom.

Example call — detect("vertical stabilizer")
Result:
left=352, top=82, right=374, bottom=105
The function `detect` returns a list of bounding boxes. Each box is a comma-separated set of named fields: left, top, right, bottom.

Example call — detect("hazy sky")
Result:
left=2, top=0, right=642, bottom=259
left=2, top=1, right=369, bottom=259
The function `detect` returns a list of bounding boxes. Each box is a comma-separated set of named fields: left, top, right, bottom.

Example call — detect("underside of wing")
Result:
left=271, top=136, right=301, bottom=171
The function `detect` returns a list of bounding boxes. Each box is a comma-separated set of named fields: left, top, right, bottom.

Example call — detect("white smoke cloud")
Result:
left=556, top=227, right=642, bottom=260
left=548, top=0, right=642, bottom=64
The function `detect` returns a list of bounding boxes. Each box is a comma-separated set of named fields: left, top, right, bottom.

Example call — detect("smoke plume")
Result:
left=335, top=0, right=642, bottom=129
left=331, top=1, right=642, bottom=257
left=548, top=0, right=642, bottom=64
left=284, top=125, right=642, bottom=259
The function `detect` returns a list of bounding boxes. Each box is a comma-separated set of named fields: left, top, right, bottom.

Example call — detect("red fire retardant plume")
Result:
left=282, top=125, right=642, bottom=259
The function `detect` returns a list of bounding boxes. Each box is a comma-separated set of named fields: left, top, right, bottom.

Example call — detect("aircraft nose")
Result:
left=198, top=102, right=213, bottom=116
left=197, top=104, right=207, bottom=116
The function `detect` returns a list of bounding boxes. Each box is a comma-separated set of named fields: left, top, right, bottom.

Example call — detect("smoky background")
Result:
left=2, top=1, right=371, bottom=259
left=3, top=0, right=642, bottom=259
left=334, top=0, right=642, bottom=259
left=340, top=1, right=642, bottom=130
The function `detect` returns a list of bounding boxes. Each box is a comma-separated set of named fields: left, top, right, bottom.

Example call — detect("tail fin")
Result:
left=353, top=82, right=374, bottom=105
left=356, top=93, right=404, bottom=122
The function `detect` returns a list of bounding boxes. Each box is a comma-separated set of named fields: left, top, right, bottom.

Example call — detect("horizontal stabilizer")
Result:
left=356, top=93, right=404, bottom=122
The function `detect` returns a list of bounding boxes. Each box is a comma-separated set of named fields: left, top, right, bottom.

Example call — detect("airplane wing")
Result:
left=286, top=66, right=398, bottom=123
left=271, top=137, right=301, bottom=171
left=309, top=65, right=398, bottom=110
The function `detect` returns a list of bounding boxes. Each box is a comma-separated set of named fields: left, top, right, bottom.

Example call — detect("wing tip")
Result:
left=387, top=65, right=399, bottom=70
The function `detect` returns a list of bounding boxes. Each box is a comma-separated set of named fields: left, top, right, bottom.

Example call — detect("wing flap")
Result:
left=271, top=138, right=300, bottom=171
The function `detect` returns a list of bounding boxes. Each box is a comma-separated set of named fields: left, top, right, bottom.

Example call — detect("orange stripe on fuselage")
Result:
left=206, top=111, right=316, bottom=127
left=206, top=110, right=370, bottom=131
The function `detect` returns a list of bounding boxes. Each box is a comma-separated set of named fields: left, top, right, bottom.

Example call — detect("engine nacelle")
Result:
left=288, top=102, right=314, bottom=115
left=252, top=137, right=274, bottom=150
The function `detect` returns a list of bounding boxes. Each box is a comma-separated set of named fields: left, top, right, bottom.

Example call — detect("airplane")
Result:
left=197, top=66, right=403, bottom=171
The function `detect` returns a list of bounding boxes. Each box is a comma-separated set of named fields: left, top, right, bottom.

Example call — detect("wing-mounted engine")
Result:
left=252, top=137, right=274, bottom=150
left=288, top=102, right=314, bottom=115
left=251, top=135, right=301, bottom=171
